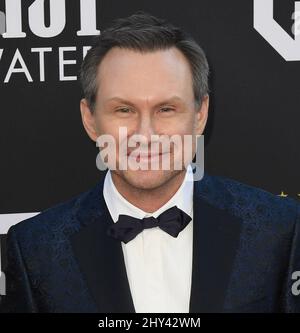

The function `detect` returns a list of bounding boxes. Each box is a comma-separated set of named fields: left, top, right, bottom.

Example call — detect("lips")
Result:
left=126, top=150, right=172, bottom=164
left=128, top=153, right=161, bottom=161
left=129, top=152, right=161, bottom=157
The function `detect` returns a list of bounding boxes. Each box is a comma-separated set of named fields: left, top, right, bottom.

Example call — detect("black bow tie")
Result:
left=106, top=206, right=192, bottom=244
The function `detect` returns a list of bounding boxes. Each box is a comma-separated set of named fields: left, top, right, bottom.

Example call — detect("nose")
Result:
left=135, top=113, right=156, bottom=144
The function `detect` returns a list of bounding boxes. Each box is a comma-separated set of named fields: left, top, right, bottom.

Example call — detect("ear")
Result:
left=194, top=94, right=209, bottom=135
left=80, top=99, right=99, bottom=142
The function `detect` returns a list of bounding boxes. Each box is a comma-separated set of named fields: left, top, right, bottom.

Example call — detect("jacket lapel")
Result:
left=189, top=176, right=243, bottom=312
left=70, top=173, right=242, bottom=313
left=70, top=175, right=135, bottom=313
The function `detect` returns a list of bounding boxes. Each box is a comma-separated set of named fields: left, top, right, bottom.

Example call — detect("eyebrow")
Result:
left=105, top=95, right=184, bottom=108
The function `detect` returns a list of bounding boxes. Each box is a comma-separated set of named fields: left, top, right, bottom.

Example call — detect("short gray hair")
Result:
left=80, top=11, right=210, bottom=112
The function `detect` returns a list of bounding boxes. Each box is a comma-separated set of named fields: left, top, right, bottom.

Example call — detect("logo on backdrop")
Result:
left=254, top=0, right=300, bottom=61
left=0, top=0, right=100, bottom=83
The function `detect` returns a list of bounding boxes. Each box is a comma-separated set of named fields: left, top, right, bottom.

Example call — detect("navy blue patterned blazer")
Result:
left=1, top=173, right=300, bottom=313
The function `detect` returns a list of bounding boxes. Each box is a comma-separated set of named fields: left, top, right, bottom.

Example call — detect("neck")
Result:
left=110, top=170, right=187, bottom=213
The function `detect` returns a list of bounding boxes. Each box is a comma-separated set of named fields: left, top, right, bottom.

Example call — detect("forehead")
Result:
left=96, top=46, right=194, bottom=102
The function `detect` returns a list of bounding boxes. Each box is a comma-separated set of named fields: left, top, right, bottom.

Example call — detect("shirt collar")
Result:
left=103, top=165, right=194, bottom=223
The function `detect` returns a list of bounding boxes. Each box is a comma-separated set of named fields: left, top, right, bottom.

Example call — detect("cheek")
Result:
left=98, top=112, right=138, bottom=132
left=160, top=117, right=195, bottom=136
left=95, top=112, right=122, bottom=135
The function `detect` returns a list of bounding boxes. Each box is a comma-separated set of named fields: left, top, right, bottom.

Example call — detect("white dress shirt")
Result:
left=103, top=165, right=194, bottom=313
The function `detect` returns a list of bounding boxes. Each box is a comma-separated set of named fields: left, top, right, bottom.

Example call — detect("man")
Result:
left=1, top=12, right=300, bottom=313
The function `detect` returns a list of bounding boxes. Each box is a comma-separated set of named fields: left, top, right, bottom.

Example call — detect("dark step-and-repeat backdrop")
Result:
left=0, top=0, right=299, bottom=297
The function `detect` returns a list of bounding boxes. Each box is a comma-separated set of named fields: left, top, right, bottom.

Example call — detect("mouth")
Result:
left=127, top=151, right=168, bottom=161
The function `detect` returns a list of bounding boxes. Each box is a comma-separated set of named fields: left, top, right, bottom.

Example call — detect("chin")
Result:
left=120, top=168, right=182, bottom=191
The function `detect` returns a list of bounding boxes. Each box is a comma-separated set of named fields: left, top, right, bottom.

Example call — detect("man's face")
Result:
left=81, top=46, right=209, bottom=190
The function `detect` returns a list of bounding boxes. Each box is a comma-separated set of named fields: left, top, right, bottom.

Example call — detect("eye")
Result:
left=116, top=107, right=131, bottom=113
left=160, top=107, right=174, bottom=113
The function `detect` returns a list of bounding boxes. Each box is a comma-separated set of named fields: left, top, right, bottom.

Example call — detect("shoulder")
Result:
left=195, top=173, right=300, bottom=234
left=7, top=179, right=104, bottom=244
